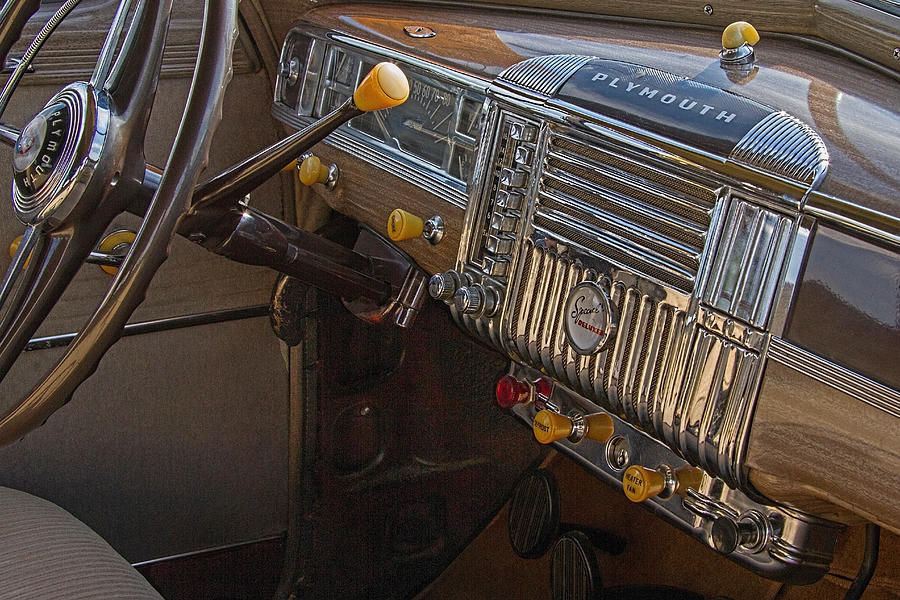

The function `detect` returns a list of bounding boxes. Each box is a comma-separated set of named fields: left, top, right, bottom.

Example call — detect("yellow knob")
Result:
left=532, top=410, right=615, bottom=445
left=353, top=62, right=409, bottom=112
left=97, top=230, right=136, bottom=275
left=9, top=235, right=32, bottom=268
left=387, top=209, right=424, bottom=241
left=299, top=155, right=330, bottom=186
left=623, top=465, right=703, bottom=503
left=533, top=410, right=573, bottom=444
left=673, top=465, right=703, bottom=495
left=582, top=413, right=615, bottom=444
left=9, top=235, right=21, bottom=259
left=722, top=21, right=760, bottom=50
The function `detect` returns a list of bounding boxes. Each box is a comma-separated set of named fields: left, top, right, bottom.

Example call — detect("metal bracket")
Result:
left=2, top=56, right=34, bottom=74
left=342, top=227, right=429, bottom=328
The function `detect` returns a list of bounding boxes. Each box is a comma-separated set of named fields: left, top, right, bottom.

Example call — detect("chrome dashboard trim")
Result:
left=767, top=337, right=900, bottom=420
left=805, top=192, right=900, bottom=250
left=272, top=105, right=469, bottom=211
left=509, top=361, right=839, bottom=583
left=326, top=32, right=490, bottom=92
left=702, top=198, right=795, bottom=329
left=497, top=54, right=593, bottom=96
left=729, top=111, right=829, bottom=187
left=768, top=215, right=814, bottom=337
left=549, top=98, right=810, bottom=203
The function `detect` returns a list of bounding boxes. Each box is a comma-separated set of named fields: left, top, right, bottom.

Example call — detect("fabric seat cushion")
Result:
left=0, top=487, right=163, bottom=599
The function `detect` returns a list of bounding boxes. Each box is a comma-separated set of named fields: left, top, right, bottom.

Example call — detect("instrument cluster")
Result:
left=274, top=28, right=486, bottom=204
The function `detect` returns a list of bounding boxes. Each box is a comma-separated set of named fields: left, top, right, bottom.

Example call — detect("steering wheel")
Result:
left=0, top=0, right=238, bottom=446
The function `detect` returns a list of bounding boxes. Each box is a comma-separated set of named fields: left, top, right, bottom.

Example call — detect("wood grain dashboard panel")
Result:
left=283, top=3, right=898, bottom=221
left=258, top=0, right=899, bottom=72
left=301, top=142, right=464, bottom=277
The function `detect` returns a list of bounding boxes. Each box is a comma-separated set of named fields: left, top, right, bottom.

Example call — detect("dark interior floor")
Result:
left=137, top=537, right=284, bottom=600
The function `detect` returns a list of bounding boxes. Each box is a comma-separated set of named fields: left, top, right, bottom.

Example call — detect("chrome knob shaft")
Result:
left=428, top=270, right=470, bottom=303
left=453, top=283, right=499, bottom=317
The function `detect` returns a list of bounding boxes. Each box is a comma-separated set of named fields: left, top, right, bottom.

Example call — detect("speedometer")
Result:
left=351, top=76, right=456, bottom=167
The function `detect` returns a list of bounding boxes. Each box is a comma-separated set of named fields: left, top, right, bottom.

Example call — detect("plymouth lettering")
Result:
left=590, top=71, right=737, bottom=124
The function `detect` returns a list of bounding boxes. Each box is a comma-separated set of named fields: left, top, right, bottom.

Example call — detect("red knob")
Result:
left=533, top=376, right=553, bottom=400
left=496, top=375, right=531, bottom=409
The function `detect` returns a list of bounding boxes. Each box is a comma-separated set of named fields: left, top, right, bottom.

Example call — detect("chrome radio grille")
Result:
left=535, top=131, right=718, bottom=293
left=500, top=129, right=767, bottom=486
left=508, top=240, right=760, bottom=487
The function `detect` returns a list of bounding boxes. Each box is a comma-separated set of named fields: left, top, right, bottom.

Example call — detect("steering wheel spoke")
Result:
left=0, top=227, right=81, bottom=377
left=0, top=1, right=240, bottom=447
left=0, top=224, right=42, bottom=320
left=97, top=0, right=171, bottom=135
left=0, top=122, right=19, bottom=146
left=89, top=0, right=137, bottom=90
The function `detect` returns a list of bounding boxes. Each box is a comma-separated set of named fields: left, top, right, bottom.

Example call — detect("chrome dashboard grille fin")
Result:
left=703, top=198, right=794, bottom=328
left=536, top=131, right=716, bottom=293
left=730, top=111, right=829, bottom=185
left=681, top=331, right=760, bottom=485
left=497, top=54, right=594, bottom=96
left=505, top=240, right=759, bottom=486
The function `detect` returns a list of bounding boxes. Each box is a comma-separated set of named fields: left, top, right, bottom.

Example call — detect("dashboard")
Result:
left=270, top=4, right=900, bottom=586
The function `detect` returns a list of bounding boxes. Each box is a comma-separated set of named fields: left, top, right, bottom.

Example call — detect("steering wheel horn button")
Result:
left=14, top=102, right=72, bottom=198
left=11, top=84, right=102, bottom=228
left=563, top=281, right=617, bottom=355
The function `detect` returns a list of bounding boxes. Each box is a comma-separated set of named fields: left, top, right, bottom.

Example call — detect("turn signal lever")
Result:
left=136, top=64, right=425, bottom=325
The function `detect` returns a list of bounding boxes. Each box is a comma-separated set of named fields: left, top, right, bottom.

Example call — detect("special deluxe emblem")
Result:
left=563, top=281, right=617, bottom=355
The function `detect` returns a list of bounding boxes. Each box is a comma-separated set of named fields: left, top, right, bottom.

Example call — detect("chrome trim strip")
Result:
left=768, top=337, right=900, bottom=419
left=804, top=192, right=900, bottom=249
left=730, top=111, right=829, bottom=187
left=272, top=106, right=468, bottom=210
left=131, top=534, right=284, bottom=568
left=25, top=305, right=270, bottom=351
left=497, top=54, right=593, bottom=96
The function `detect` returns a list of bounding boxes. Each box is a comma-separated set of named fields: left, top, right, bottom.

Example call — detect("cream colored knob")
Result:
left=581, top=413, right=614, bottom=444
left=353, top=62, right=409, bottom=111
left=533, top=410, right=573, bottom=444
left=387, top=209, right=424, bottom=241
left=623, top=464, right=703, bottom=503
left=623, top=465, right=666, bottom=503
left=533, top=410, right=615, bottom=445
